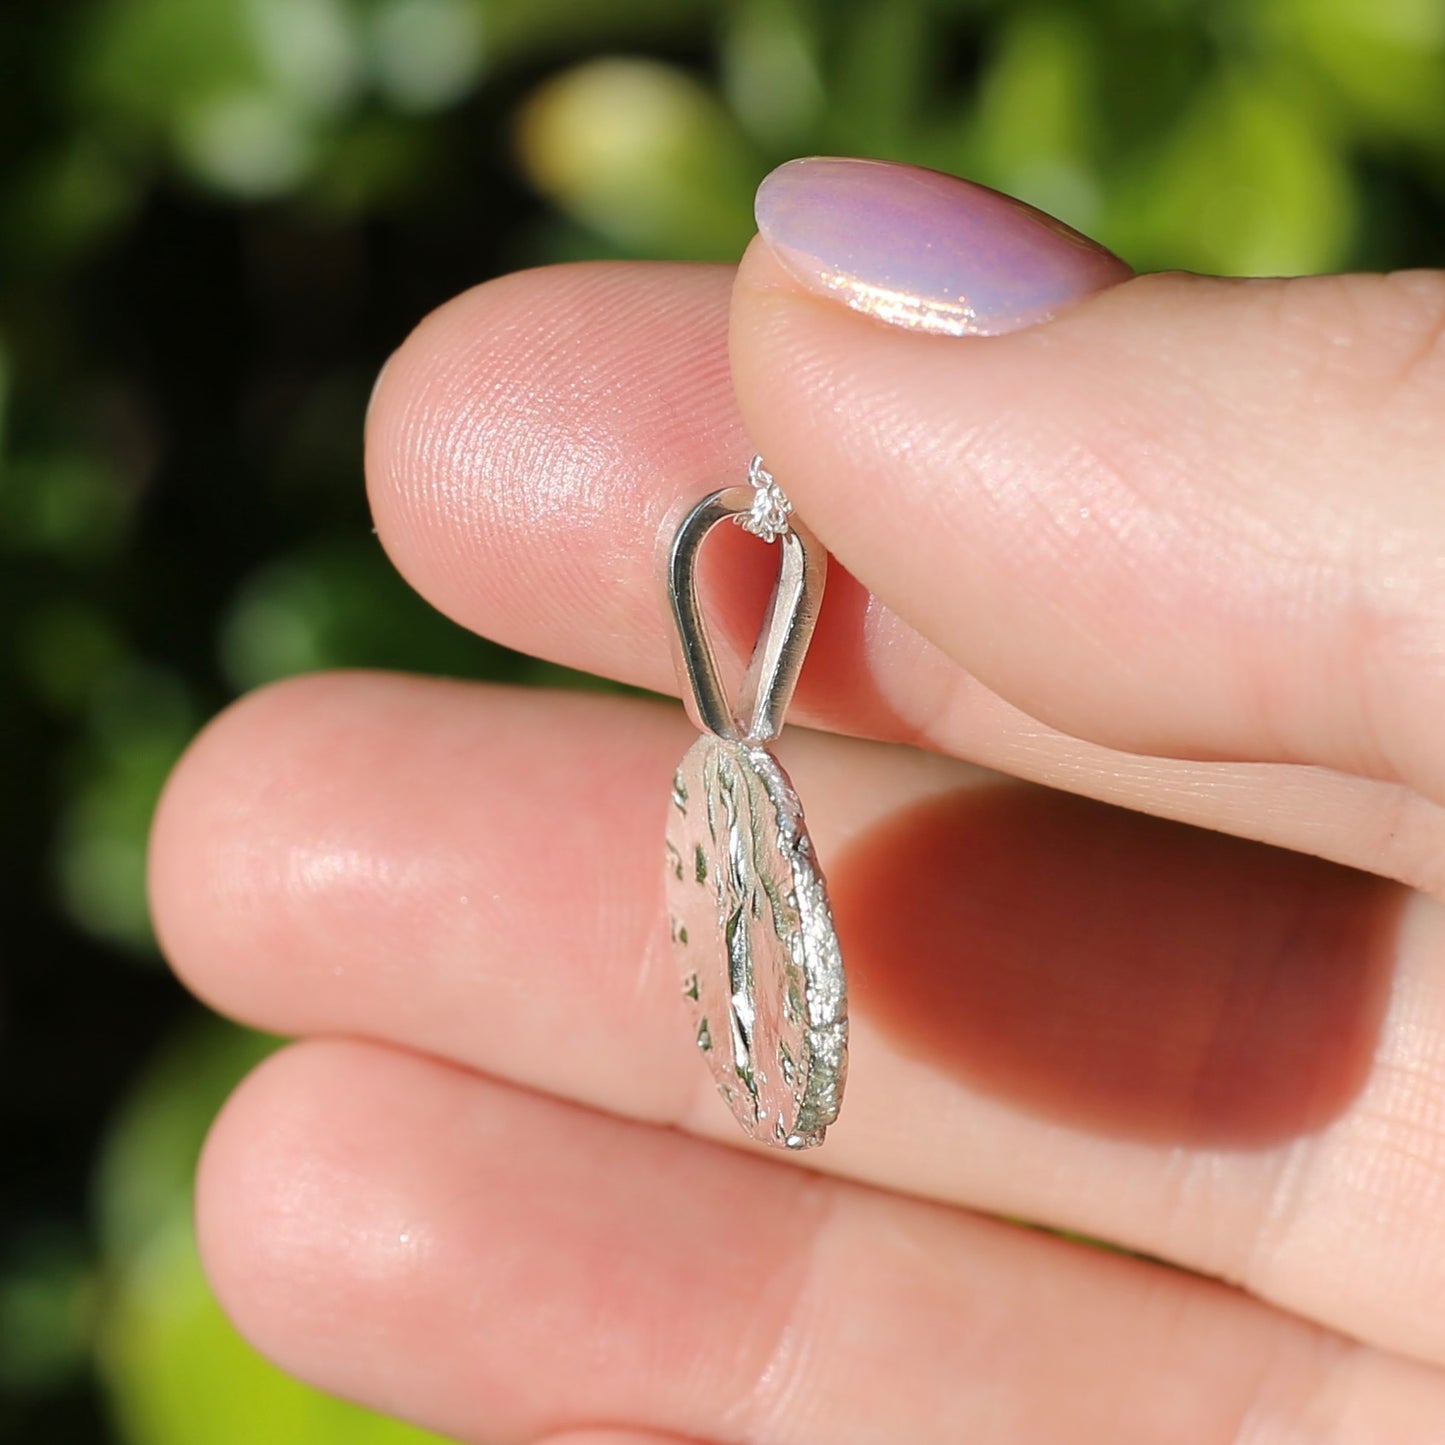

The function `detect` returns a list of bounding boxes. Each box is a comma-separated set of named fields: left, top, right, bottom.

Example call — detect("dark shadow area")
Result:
left=832, top=783, right=1403, bottom=1147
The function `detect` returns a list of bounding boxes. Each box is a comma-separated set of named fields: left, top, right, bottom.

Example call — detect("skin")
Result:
left=150, top=243, right=1445, bottom=1442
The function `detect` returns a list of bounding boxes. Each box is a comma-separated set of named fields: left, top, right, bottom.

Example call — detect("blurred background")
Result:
left=2, top=0, right=1443, bottom=1440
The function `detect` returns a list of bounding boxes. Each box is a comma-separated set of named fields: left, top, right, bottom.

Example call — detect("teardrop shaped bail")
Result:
left=665, top=468, right=826, bottom=744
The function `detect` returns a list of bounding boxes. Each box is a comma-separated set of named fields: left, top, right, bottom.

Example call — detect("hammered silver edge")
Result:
left=742, top=743, right=849, bottom=1148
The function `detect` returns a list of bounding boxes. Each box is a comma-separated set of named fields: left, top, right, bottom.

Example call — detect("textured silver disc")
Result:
left=665, top=734, right=847, bottom=1149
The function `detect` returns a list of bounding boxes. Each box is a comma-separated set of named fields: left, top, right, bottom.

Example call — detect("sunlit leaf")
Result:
left=720, top=0, right=825, bottom=150
left=368, top=0, right=488, bottom=112
left=1111, top=70, right=1354, bottom=275
left=175, top=90, right=318, bottom=198
left=74, top=0, right=263, bottom=128
left=516, top=56, right=758, bottom=259
left=248, top=0, right=363, bottom=118
left=72, top=0, right=363, bottom=197
left=968, top=7, right=1104, bottom=232
left=1259, top=0, right=1445, bottom=146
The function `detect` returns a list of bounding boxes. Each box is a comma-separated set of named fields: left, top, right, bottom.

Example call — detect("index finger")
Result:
left=364, top=261, right=1445, bottom=893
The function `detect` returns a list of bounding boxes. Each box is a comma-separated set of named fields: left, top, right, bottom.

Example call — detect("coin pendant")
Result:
left=665, top=733, right=847, bottom=1149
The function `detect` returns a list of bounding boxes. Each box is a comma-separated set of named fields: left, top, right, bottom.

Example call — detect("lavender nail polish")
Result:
left=754, top=157, right=1130, bottom=336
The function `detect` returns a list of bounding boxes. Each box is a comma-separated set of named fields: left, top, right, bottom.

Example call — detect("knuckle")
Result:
left=1369, top=269, right=1445, bottom=402
left=1273, top=270, right=1445, bottom=416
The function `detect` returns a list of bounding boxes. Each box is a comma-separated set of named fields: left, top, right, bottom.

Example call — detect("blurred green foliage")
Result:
left=1, top=0, right=1441, bottom=1441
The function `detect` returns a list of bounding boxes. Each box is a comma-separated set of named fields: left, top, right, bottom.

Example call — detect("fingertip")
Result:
left=195, top=1041, right=357, bottom=1369
left=149, top=673, right=360, bottom=1015
left=364, top=261, right=744, bottom=681
left=195, top=1040, right=446, bottom=1399
left=148, top=678, right=284, bottom=1010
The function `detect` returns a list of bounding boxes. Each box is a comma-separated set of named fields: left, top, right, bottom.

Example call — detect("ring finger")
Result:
left=201, top=1037, right=1445, bottom=1444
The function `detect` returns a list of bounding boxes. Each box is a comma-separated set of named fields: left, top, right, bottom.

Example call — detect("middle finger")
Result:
left=153, top=670, right=1445, bottom=1367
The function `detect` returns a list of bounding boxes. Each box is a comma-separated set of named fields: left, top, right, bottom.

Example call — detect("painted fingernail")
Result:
left=754, top=157, right=1131, bottom=337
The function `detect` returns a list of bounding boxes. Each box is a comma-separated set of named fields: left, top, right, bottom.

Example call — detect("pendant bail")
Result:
left=664, top=470, right=826, bottom=743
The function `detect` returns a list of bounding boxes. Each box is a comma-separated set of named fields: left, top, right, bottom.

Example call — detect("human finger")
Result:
left=731, top=159, right=1445, bottom=801
left=152, top=671, right=1445, bottom=1366
left=199, top=1037, right=1445, bottom=1444
left=364, top=257, right=1445, bottom=893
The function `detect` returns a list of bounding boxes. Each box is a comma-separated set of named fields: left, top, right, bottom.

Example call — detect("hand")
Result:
left=151, top=158, right=1445, bottom=1443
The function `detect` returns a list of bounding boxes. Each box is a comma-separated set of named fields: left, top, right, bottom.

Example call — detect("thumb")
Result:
left=730, top=157, right=1445, bottom=803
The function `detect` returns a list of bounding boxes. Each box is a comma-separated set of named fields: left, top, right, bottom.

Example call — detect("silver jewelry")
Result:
left=663, top=456, right=847, bottom=1150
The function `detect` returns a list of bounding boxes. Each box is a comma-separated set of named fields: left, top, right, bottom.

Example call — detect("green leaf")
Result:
left=366, top=0, right=488, bottom=113
left=826, top=0, right=930, bottom=156
left=515, top=56, right=759, bottom=260
left=1111, top=69, right=1354, bottom=275
left=72, top=0, right=363, bottom=197
left=484, top=0, right=712, bottom=63
left=720, top=0, right=826, bottom=150
left=968, top=6, right=1104, bottom=232
left=1259, top=0, right=1445, bottom=147
left=218, top=538, right=518, bottom=692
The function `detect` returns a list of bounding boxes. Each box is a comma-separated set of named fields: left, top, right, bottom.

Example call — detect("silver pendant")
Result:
left=663, top=457, right=847, bottom=1150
